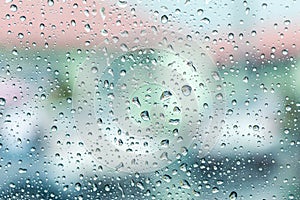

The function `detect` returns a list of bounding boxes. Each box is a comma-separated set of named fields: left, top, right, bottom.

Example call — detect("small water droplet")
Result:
left=100, top=7, right=106, bottom=20
left=161, top=15, right=168, bottom=24
left=261, top=3, right=267, bottom=9
left=282, top=49, right=288, bottom=55
left=160, top=91, right=172, bottom=101
left=117, top=0, right=128, bottom=8
left=215, top=93, right=223, bottom=100
left=180, top=180, right=191, bottom=189
left=51, top=125, right=58, bottom=132
left=211, top=71, right=220, bottom=80
left=132, top=97, right=141, bottom=108
left=160, top=139, right=169, bottom=148
left=201, top=17, right=210, bottom=24
left=75, top=182, right=81, bottom=191
left=253, top=125, right=260, bottom=131
left=181, top=85, right=192, bottom=96
left=197, top=9, right=203, bottom=15
left=212, top=187, right=219, bottom=193
left=12, top=49, right=18, bottom=56
left=141, top=111, right=150, bottom=121
left=85, top=24, right=91, bottom=32
left=101, top=29, right=108, bottom=36
left=18, top=33, right=24, bottom=39
left=228, top=33, right=234, bottom=40
left=104, top=184, right=110, bottom=191
left=18, top=168, right=27, bottom=174
left=169, top=119, right=180, bottom=125
left=47, top=0, right=54, bottom=6
left=162, top=174, right=172, bottom=182
left=10, top=4, right=18, bottom=12
left=9, top=183, right=16, bottom=188
left=0, top=98, right=6, bottom=106
left=243, top=76, right=249, bottom=83
left=229, top=191, right=237, bottom=200
left=20, top=16, right=26, bottom=21
left=71, top=20, right=76, bottom=26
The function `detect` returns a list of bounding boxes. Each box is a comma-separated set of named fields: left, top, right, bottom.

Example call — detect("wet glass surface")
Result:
left=0, top=0, right=299, bottom=199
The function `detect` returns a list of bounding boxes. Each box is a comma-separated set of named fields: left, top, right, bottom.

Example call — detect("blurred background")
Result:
left=0, top=0, right=299, bottom=199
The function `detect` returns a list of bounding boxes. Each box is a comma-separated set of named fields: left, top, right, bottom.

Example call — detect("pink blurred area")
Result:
left=0, top=0, right=136, bottom=48
left=1, top=0, right=299, bottom=64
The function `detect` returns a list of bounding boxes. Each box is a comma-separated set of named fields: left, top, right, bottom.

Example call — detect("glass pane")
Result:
left=0, top=0, right=299, bottom=199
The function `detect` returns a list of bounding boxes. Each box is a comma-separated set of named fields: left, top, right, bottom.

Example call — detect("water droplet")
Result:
left=104, top=184, right=110, bottom=191
left=160, top=139, right=169, bottom=148
left=212, top=187, right=219, bottom=193
left=0, top=98, right=6, bottom=106
left=51, top=125, right=58, bottom=132
left=75, top=182, right=81, bottom=191
left=132, top=97, right=141, bottom=108
left=162, top=174, right=172, bottom=182
left=243, top=76, right=249, bottom=83
left=261, top=3, right=267, bottom=9
left=101, top=29, right=108, bottom=36
left=282, top=49, right=288, bottom=55
left=12, top=49, right=18, bottom=56
left=141, top=111, right=150, bottom=121
left=10, top=4, right=18, bottom=12
left=284, top=20, right=291, bottom=25
left=228, top=33, right=234, bottom=40
left=168, top=119, right=180, bottom=125
left=40, top=23, right=45, bottom=30
left=85, top=24, right=91, bottom=32
left=160, top=91, right=172, bottom=101
left=117, top=0, right=128, bottom=8
left=18, top=33, right=24, bottom=39
left=201, top=17, right=210, bottom=24
left=229, top=191, right=237, bottom=200
left=47, top=0, right=54, bottom=6
left=18, top=168, right=27, bottom=174
left=181, top=85, right=192, bottom=96
left=161, top=15, right=168, bottom=24
left=197, top=9, right=203, bottom=15
left=100, top=7, right=106, bottom=20
left=215, top=93, right=223, bottom=100
left=180, top=180, right=191, bottom=189
left=71, top=20, right=76, bottom=26
left=91, top=67, right=98, bottom=73
left=20, top=16, right=26, bottom=21
left=136, top=182, right=144, bottom=190
left=211, top=71, right=220, bottom=80
left=253, top=125, right=260, bottom=131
